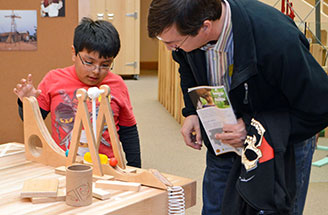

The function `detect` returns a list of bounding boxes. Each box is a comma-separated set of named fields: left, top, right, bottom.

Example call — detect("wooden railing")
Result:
left=303, top=0, right=328, bottom=17
left=158, top=42, right=185, bottom=125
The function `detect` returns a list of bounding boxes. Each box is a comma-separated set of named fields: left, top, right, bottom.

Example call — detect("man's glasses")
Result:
left=157, top=35, right=189, bottom=51
left=174, top=35, right=189, bottom=51
left=77, top=53, right=114, bottom=72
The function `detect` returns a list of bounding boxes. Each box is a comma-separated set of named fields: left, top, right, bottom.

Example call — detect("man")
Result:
left=148, top=0, right=328, bottom=214
left=14, top=17, right=141, bottom=168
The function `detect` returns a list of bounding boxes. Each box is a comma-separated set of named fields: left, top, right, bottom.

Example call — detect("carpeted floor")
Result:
left=124, top=70, right=328, bottom=215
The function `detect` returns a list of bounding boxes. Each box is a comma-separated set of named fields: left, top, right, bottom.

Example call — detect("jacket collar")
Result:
left=228, top=0, right=258, bottom=90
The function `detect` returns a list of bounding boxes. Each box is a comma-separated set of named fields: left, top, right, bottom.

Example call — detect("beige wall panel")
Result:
left=140, top=0, right=158, bottom=62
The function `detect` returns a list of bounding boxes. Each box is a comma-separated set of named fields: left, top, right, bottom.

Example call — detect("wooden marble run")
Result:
left=23, top=85, right=172, bottom=190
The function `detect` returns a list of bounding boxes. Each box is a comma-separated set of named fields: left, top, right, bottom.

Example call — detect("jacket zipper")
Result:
left=243, top=82, right=249, bottom=104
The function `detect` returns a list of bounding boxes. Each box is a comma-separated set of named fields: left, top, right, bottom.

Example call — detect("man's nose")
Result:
left=164, top=43, right=176, bottom=51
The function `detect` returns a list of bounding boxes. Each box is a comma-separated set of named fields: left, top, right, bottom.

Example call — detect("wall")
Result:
left=78, top=0, right=158, bottom=65
left=140, top=0, right=328, bottom=64
left=140, top=0, right=158, bottom=63
left=0, top=0, right=78, bottom=144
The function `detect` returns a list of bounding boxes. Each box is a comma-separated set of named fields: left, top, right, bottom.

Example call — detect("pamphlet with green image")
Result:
left=188, top=85, right=241, bottom=156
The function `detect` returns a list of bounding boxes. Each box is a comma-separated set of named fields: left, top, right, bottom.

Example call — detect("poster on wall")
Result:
left=0, top=10, right=37, bottom=51
left=41, top=0, right=65, bottom=17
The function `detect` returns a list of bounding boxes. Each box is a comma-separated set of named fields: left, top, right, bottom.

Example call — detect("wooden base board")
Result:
left=140, top=61, right=158, bottom=70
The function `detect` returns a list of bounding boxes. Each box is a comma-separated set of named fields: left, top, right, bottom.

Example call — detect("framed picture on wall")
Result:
left=40, top=0, right=65, bottom=17
left=0, top=10, right=37, bottom=51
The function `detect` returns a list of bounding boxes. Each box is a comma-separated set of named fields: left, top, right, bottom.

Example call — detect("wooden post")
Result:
left=66, top=88, right=103, bottom=176
left=96, top=85, right=126, bottom=169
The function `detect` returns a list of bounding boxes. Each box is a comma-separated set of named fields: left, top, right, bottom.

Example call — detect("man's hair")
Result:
left=148, top=0, right=222, bottom=38
left=73, top=17, right=120, bottom=58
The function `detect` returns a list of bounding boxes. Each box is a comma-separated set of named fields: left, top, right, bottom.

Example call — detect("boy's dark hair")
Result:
left=73, top=17, right=120, bottom=58
left=148, top=0, right=222, bottom=38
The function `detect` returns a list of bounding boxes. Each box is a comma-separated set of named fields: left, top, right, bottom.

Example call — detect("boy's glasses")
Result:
left=78, top=53, right=114, bottom=72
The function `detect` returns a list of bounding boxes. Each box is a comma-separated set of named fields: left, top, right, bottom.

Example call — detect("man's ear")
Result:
left=203, top=25, right=208, bottom=31
left=202, top=20, right=211, bottom=32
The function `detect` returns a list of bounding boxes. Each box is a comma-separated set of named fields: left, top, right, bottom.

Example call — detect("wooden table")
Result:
left=0, top=143, right=196, bottom=215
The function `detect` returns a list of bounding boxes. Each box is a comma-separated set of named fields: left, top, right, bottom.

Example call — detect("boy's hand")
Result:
left=13, top=74, right=41, bottom=101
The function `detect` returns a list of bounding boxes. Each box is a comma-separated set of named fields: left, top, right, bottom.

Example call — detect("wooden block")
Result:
left=93, top=187, right=111, bottom=200
left=21, top=179, right=59, bottom=198
left=0, top=142, right=25, bottom=158
left=93, top=174, right=114, bottom=181
left=31, top=188, right=66, bottom=204
left=55, top=166, right=66, bottom=175
left=125, top=166, right=137, bottom=173
left=149, top=169, right=173, bottom=187
left=57, top=176, right=66, bottom=188
left=95, top=180, right=141, bottom=192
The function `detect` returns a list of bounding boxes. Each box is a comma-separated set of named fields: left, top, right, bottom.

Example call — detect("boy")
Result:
left=14, top=17, right=141, bottom=168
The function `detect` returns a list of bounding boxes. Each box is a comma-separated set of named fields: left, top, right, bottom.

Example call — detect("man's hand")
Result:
left=180, top=115, right=202, bottom=150
left=13, top=74, right=41, bottom=101
left=215, top=118, right=246, bottom=148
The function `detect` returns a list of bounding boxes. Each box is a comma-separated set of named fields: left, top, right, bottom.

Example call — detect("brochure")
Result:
left=188, top=85, right=242, bottom=156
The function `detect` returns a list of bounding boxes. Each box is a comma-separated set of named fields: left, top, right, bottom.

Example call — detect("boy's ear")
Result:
left=71, top=45, right=76, bottom=62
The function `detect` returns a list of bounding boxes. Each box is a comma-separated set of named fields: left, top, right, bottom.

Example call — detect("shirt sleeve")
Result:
left=118, top=124, right=141, bottom=168
left=57, top=1, right=63, bottom=10
left=172, top=50, right=198, bottom=117
left=41, top=4, right=48, bottom=13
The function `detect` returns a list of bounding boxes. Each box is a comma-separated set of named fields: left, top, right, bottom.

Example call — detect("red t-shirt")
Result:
left=37, top=65, right=136, bottom=158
